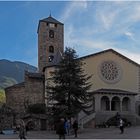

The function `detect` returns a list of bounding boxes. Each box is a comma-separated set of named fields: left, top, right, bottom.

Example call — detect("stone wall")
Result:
left=5, top=71, right=45, bottom=114
left=24, top=71, right=45, bottom=105
left=38, top=18, right=64, bottom=72
left=5, top=82, right=25, bottom=113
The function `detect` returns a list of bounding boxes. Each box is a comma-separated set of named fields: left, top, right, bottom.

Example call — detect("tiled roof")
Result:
left=79, top=49, right=140, bottom=67
left=37, top=15, right=63, bottom=33
left=5, top=82, right=25, bottom=90
left=43, top=64, right=57, bottom=72
left=25, top=71, right=44, bottom=79
left=40, top=15, right=63, bottom=25
left=92, top=88, right=138, bottom=95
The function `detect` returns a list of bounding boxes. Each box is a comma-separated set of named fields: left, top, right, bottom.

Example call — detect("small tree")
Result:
left=46, top=47, right=93, bottom=120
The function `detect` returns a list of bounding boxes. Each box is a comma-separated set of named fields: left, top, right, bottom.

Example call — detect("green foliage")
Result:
left=0, top=76, right=17, bottom=89
left=0, top=89, right=6, bottom=104
left=27, top=103, right=46, bottom=114
left=0, top=103, right=14, bottom=114
left=46, top=47, right=93, bottom=119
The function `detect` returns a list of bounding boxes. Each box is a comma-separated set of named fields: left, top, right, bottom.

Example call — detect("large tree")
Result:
left=46, top=47, right=93, bottom=119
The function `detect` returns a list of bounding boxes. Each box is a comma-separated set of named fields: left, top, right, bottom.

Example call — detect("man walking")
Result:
left=72, top=120, right=78, bottom=138
left=56, top=118, right=66, bottom=139
left=119, top=118, right=124, bottom=134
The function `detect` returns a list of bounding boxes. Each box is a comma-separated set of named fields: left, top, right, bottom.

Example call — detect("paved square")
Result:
left=0, top=126, right=140, bottom=139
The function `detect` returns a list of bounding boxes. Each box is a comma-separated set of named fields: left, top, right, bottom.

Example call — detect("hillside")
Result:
left=0, top=59, right=37, bottom=89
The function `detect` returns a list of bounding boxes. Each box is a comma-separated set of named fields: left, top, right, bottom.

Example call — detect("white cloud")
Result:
left=60, top=1, right=87, bottom=22
left=124, top=31, right=135, bottom=40
left=61, top=1, right=140, bottom=65
left=115, top=48, right=140, bottom=65
left=124, top=32, right=133, bottom=37
left=130, top=4, right=140, bottom=22
left=97, top=8, right=118, bottom=30
left=75, top=39, right=115, bottom=50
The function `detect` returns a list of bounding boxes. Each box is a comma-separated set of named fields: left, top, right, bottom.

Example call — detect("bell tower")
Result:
left=37, top=15, right=64, bottom=73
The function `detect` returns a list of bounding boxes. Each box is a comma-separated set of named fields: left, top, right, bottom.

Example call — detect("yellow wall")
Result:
left=82, top=51, right=140, bottom=93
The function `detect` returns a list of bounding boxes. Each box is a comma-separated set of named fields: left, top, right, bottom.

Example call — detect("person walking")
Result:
left=19, top=119, right=26, bottom=140
left=64, top=119, right=70, bottom=136
left=119, top=118, right=124, bottom=134
left=72, top=120, right=78, bottom=138
left=56, top=118, right=66, bottom=139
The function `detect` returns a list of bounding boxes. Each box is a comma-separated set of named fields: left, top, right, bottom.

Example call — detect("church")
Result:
left=5, top=15, right=140, bottom=128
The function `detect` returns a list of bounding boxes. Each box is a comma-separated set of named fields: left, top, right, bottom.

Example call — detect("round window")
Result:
left=99, top=60, right=122, bottom=84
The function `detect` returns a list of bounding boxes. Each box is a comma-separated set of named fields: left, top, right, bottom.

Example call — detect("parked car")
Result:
left=105, top=116, right=131, bottom=127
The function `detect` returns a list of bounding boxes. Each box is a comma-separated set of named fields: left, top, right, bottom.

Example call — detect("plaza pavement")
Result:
left=0, top=126, right=140, bottom=139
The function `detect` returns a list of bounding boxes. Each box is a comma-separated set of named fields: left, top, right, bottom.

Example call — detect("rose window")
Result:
left=99, top=61, right=122, bottom=83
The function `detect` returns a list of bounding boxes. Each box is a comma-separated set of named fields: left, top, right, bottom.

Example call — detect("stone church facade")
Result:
left=5, top=15, right=140, bottom=128
left=78, top=49, right=140, bottom=127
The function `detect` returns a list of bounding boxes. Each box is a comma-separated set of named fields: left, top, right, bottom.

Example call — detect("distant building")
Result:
left=5, top=15, right=140, bottom=128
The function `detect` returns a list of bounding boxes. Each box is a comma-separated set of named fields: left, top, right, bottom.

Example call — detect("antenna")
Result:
left=49, top=10, right=51, bottom=17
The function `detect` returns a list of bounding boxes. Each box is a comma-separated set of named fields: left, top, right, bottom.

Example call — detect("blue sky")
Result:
left=1, top=1, right=140, bottom=67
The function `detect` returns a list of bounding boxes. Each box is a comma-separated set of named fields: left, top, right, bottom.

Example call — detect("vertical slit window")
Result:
left=49, top=30, right=54, bottom=38
left=49, top=46, right=54, bottom=53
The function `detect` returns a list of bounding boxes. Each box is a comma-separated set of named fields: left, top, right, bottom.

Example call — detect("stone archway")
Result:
left=101, top=96, right=110, bottom=111
left=26, top=120, right=35, bottom=130
left=111, top=96, right=120, bottom=111
left=122, top=97, right=130, bottom=111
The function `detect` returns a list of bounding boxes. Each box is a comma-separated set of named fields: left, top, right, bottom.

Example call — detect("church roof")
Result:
left=5, top=82, right=25, bottom=90
left=79, top=49, right=140, bottom=67
left=92, top=88, right=138, bottom=95
left=37, top=15, right=63, bottom=33
left=40, top=15, right=63, bottom=25
left=25, top=71, right=44, bottom=79
left=43, top=64, right=57, bottom=72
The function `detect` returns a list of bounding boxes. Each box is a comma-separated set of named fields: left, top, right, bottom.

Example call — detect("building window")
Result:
left=49, top=30, right=54, bottom=38
left=49, top=55, right=54, bottom=62
left=49, top=23, right=55, bottom=28
left=49, top=46, right=54, bottom=53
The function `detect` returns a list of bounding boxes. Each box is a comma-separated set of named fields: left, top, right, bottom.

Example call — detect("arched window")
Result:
left=49, top=30, right=54, bottom=38
left=101, top=96, right=110, bottom=111
left=122, top=97, right=130, bottom=111
left=111, top=96, right=120, bottom=111
left=48, top=55, right=54, bottom=62
left=49, top=46, right=54, bottom=53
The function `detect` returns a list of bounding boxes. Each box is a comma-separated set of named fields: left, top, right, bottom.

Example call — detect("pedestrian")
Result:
left=119, top=118, right=124, bottom=134
left=64, top=119, right=70, bottom=135
left=72, top=120, right=78, bottom=138
left=19, top=119, right=26, bottom=140
left=56, top=118, right=66, bottom=139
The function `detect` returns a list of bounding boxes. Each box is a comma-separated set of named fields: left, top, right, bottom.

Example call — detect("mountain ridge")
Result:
left=0, top=59, right=37, bottom=89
